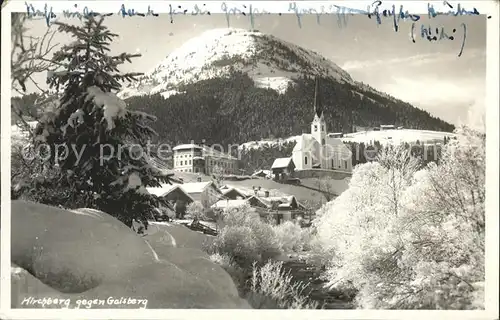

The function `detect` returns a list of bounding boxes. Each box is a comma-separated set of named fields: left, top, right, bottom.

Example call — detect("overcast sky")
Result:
left=20, top=12, right=487, bottom=128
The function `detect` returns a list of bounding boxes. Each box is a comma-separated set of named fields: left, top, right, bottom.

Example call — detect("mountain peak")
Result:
left=119, top=28, right=353, bottom=99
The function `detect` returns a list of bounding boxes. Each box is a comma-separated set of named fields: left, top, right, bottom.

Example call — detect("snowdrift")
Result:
left=11, top=200, right=249, bottom=309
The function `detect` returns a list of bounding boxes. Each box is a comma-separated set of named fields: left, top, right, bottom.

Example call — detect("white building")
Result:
left=172, top=143, right=239, bottom=175
left=291, top=78, right=353, bottom=172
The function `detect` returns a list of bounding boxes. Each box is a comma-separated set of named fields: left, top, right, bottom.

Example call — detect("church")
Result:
left=291, top=78, right=353, bottom=172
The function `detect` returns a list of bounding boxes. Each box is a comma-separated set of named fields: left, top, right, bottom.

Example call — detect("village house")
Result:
left=380, top=124, right=396, bottom=130
left=214, top=184, right=309, bottom=225
left=291, top=78, right=353, bottom=173
left=251, top=169, right=272, bottom=179
left=179, top=181, right=223, bottom=209
left=172, top=143, right=239, bottom=175
left=221, top=187, right=249, bottom=200
left=259, top=195, right=305, bottom=224
left=146, top=184, right=191, bottom=218
left=211, top=195, right=268, bottom=211
left=271, top=157, right=296, bottom=181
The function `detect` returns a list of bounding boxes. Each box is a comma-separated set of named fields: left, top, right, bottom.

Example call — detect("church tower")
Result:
left=310, top=77, right=327, bottom=146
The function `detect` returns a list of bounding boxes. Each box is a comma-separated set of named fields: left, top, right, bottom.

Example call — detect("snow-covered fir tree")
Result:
left=27, top=15, right=171, bottom=228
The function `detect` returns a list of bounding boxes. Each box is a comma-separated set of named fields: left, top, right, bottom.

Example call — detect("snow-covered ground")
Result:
left=341, top=129, right=456, bottom=145
left=239, top=135, right=301, bottom=150
left=238, top=129, right=456, bottom=150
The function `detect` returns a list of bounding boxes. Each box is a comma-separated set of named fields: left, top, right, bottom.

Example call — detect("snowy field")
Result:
left=238, top=129, right=456, bottom=150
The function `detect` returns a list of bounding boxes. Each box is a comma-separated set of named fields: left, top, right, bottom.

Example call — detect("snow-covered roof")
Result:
left=252, top=169, right=272, bottom=176
left=146, top=184, right=180, bottom=197
left=212, top=199, right=248, bottom=209
left=222, top=187, right=249, bottom=197
left=260, top=195, right=297, bottom=207
left=146, top=184, right=196, bottom=202
left=179, top=181, right=214, bottom=194
left=246, top=195, right=270, bottom=208
left=328, top=132, right=343, bottom=138
left=324, top=137, right=352, bottom=156
left=271, top=157, right=293, bottom=169
left=149, top=157, right=170, bottom=170
left=173, top=144, right=203, bottom=151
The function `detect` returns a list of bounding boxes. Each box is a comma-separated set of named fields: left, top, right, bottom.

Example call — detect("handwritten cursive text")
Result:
left=410, top=22, right=467, bottom=57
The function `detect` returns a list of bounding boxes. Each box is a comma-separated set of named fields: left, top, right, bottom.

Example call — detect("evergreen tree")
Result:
left=27, top=16, right=171, bottom=228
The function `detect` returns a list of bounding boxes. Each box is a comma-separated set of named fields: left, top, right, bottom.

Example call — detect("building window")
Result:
left=322, top=139, right=325, bottom=145
left=189, top=160, right=192, bottom=165
left=305, top=156, right=308, bottom=165
left=314, top=125, right=318, bottom=132
left=180, top=161, right=183, bottom=165
left=331, top=159, right=334, bottom=167
left=344, top=160, right=348, bottom=169
left=321, top=125, right=324, bottom=131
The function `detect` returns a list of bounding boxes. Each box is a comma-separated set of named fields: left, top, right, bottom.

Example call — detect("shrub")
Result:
left=247, top=260, right=319, bottom=309
left=185, top=201, right=206, bottom=221
left=210, top=204, right=280, bottom=265
left=212, top=225, right=260, bottom=263
left=273, top=221, right=312, bottom=253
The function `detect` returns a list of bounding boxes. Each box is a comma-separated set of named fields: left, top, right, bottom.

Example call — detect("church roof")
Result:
left=293, top=134, right=351, bottom=156
left=324, top=137, right=352, bottom=156
left=292, top=134, right=318, bottom=152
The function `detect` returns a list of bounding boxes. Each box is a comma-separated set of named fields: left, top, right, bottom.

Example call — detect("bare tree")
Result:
left=186, top=201, right=206, bottom=226
left=11, top=13, right=59, bottom=135
left=314, top=175, right=334, bottom=203
left=211, top=165, right=225, bottom=187
left=301, top=199, right=322, bottom=223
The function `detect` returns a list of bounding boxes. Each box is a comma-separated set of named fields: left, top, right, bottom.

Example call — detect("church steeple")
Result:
left=313, top=77, right=323, bottom=119
left=311, top=76, right=327, bottom=147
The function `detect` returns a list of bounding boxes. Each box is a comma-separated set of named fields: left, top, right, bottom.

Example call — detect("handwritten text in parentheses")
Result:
left=410, top=22, right=467, bottom=57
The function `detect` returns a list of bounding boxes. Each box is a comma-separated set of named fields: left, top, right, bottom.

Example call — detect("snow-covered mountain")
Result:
left=119, top=28, right=365, bottom=99
left=118, top=28, right=454, bottom=147
left=239, top=128, right=457, bottom=150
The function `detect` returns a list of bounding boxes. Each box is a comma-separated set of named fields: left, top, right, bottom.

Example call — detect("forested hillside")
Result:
left=126, top=72, right=454, bottom=147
